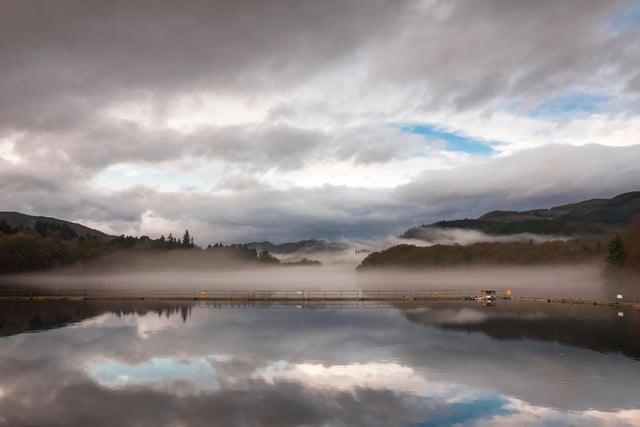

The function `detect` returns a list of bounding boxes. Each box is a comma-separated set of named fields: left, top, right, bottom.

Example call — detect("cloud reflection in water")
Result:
left=0, top=301, right=639, bottom=426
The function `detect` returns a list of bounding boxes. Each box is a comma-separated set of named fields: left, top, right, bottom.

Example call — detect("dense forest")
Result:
left=0, top=220, right=281, bottom=274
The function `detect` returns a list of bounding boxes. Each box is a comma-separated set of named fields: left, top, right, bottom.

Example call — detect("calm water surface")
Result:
left=1, top=300, right=639, bottom=426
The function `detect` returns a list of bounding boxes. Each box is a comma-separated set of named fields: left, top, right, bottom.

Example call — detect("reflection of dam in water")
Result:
left=1, top=287, right=640, bottom=307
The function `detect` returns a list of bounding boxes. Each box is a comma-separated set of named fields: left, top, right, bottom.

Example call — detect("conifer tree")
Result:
left=605, top=233, right=626, bottom=270
left=183, top=230, right=191, bottom=248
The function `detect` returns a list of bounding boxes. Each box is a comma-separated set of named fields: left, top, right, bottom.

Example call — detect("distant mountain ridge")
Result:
left=402, top=191, right=640, bottom=239
left=244, top=239, right=349, bottom=254
left=0, top=211, right=349, bottom=253
left=0, top=211, right=113, bottom=240
left=5, top=190, right=639, bottom=248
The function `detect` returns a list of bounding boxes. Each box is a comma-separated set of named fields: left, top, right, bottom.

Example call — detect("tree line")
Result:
left=357, top=239, right=605, bottom=270
left=604, top=216, right=640, bottom=274
left=360, top=216, right=640, bottom=274
left=0, top=221, right=279, bottom=274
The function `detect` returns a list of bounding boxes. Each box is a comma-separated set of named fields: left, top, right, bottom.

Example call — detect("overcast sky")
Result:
left=1, top=0, right=639, bottom=243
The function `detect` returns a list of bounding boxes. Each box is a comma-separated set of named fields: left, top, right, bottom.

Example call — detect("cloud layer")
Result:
left=1, top=0, right=639, bottom=242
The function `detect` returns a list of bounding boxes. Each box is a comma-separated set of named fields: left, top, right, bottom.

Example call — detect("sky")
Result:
left=1, top=0, right=639, bottom=244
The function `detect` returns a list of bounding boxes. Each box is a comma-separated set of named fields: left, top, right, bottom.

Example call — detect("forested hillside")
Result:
left=361, top=217, right=640, bottom=272
left=0, top=219, right=278, bottom=274
left=403, top=191, right=640, bottom=239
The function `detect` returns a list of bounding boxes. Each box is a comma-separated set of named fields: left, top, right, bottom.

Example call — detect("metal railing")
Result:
left=414, top=290, right=465, bottom=299
left=0, top=288, right=507, bottom=300
left=307, top=290, right=359, bottom=300
left=361, top=290, right=413, bottom=300
left=251, top=290, right=306, bottom=300
left=1, top=287, right=637, bottom=307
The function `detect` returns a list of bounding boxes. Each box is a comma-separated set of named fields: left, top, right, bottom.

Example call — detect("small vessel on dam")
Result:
left=474, top=290, right=497, bottom=305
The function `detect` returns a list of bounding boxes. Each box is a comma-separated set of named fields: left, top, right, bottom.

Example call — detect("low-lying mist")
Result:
left=4, top=263, right=611, bottom=300
left=0, top=227, right=616, bottom=300
left=356, top=264, right=608, bottom=299
left=399, top=227, right=569, bottom=246
left=269, top=228, right=570, bottom=266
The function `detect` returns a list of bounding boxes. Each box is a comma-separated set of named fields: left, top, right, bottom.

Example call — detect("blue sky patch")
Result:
left=528, top=92, right=613, bottom=118
left=85, top=357, right=220, bottom=389
left=410, top=393, right=515, bottom=427
left=398, top=124, right=497, bottom=156
left=609, top=1, right=640, bottom=33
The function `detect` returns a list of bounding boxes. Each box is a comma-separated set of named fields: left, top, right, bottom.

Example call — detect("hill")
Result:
left=357, top=240, right=603, bottom=270
left=0, top=211, right=113, bottom=240
left=0, top=214, right=281, bottom=275
left=244, top=239, right=348, bottom=254
left=402, top=191, right=640, bottom=239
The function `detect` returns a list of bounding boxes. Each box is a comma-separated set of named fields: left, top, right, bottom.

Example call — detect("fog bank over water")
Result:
left=395, top=227, right=569, bottom=246
left=4, top=264, right=608, bottom=300
left=0, top=229, right=611, bottom=299
left=357, top=265, right=606, bottom=299
left=264, top=228, right=571, bottom=266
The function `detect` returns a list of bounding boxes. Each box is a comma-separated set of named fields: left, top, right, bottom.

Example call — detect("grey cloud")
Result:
left=9, top=122, right=319, bottom=175
left=12, top=121, right=424, bottom=175
left=621, top=26, right=640, bottom=95
left=72, top=123, right=185, bottom=168
left=12, top=122, right=185, bottom=170
left=162, top=144, right=640, bottom=242
left=396, top=143, right=640, bottom=222
left=0, top=375, right=429, bottom=427
left=213, top=174, right=263, bottom=192
left=1, top=0, right=635, bottom=137
left=192, top=124, right=324, bottom=171
left=370, top=0, right=636, bottom=109
left=332, top=128, right=428, bottom=164
left=0, top=0, right=407, bottom=132
left=148, top=185, right=402, bottom=242
left=191, top=125, right=428, bottom=171
left=3, top=144, right=640, bottom=243
left=0, top=171, right=60, bottom=195
left=1, top=0, right=637, bottom=190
